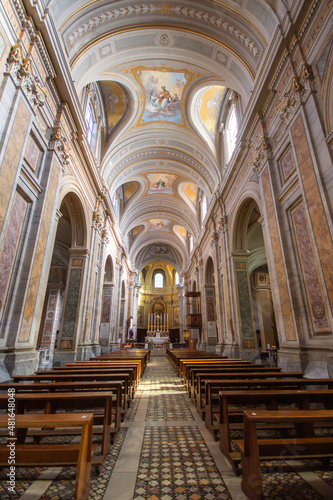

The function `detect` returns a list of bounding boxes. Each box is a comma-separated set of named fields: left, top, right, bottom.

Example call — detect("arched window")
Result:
left=175, top=272, right=179, bottom=284
left=86, top=102, right=96, bottom=148
left=226, top=105, right=237, bottom=160
left=201, top=195, right=208, bottom=223
left=154, top=273, right=163, bottom=288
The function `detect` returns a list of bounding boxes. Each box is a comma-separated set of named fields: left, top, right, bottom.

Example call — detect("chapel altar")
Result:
left=144, top=313, right=170, bottom=348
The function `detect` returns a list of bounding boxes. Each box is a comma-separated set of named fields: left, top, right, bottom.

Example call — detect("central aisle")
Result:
left=103, top=352, right=244, bottom=500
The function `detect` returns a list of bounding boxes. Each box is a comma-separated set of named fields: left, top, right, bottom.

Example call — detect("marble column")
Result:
left=177, top=284, right=185, bottom=343
left=219, top=215, right=238, bottom=357
left=99, top=283, right=114, bottom=353
left=210, top=230, right=225, bottom=354
left=230, top=252, right=258, bottom=361
left=54, top=249, right=89, bottom=365
left=77, top=209, right=104, bottom=360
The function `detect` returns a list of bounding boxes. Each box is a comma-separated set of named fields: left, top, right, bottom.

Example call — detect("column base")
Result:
left=0, top=350, right=40, bottom=379
left=221, top=343, right=240, bottom=359
left=53, top=350, right=77, bottom=366
left=278, top=346, right=333, bottom=376
left=108, top=342, right=121, bottom=352
left=76, top=344, right=101, bottom=361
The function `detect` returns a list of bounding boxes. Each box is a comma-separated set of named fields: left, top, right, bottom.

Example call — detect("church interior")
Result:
left=0, top=0, right=333, bottom=498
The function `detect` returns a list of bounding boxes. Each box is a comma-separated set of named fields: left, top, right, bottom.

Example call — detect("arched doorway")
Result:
left=232, top=198, right=277, bottom=360
left=119, top=280, right=126, bottom=344
left=205, top=256, right=218, bottom=349
left=246, top=215, right=278, bottom=353
left=37, top=193, right=87, bottom=366
left=99, top=255, right=114, bottom=352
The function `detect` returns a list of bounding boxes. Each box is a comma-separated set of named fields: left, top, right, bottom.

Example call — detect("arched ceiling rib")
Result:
left=45, top=0, right=289, bottom=271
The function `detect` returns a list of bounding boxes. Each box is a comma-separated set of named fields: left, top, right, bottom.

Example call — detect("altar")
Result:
left=145, top=332, right=170, bottom=349
left=144, top=313, right=170, bottom=348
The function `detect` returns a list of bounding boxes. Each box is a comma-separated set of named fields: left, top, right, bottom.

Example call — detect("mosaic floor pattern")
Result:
left=146, top=394, right=194, bottom=421
left=134, top=425, right=231, bottom=499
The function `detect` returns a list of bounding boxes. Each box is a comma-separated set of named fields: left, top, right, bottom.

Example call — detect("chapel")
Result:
left=0, top=0, right=332, bottom=499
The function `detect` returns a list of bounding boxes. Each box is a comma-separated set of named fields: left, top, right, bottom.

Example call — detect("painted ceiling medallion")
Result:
left=121, top=64, right=204, bottom=128
left=159, top=33, right=170, bottom=45
left=147, top=173, right=177, bottom=195
left=149, top=219, right=171, bottom=231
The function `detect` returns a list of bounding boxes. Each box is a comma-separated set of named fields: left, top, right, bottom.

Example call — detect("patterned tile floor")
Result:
left=134, top=426, right=230, bottom=499
left=2, top=352, right=333, bottom=499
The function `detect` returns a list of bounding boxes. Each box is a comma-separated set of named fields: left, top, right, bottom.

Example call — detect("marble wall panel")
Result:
left=261, top=168, right=297, bottom=341
left=102, top=293, right=111, bottom=323
left=280, top=147, right=296, bottom=182
left=0, top=192, right=28, bottom=327
left=24, top=136, right=41, bottom=172
left=291, top=202, right=329, bottom=332
left=0, top=99, right=30, bottom=234
left=62, top=268, right=82, bottom=340
left=291, top=114, right=333, bottom=310
left=19, top=159, right=61, bottom=342
left=206, top=289, right=215, bottom=321
left=236, top=269, right=253, bottom=338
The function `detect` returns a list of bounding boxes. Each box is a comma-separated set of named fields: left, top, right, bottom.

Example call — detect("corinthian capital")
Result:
left=7, top=43, right=47, bottom=110
left=250, top=135, right=272, bottom=176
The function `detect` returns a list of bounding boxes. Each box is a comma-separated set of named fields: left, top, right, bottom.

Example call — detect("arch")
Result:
left=205, top=256, right=215, bottom=285
left=57, top=185, right=90, bottom=249
left=121, top=280, right=126, bottom=299
left=230, top=189, right=262, bottom=252
left=104, top=255, right=114, bottom=283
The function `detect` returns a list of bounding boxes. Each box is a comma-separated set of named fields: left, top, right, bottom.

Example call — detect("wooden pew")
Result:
left=12, top=373, right=132, bottom=412
left=0, top=380, right=122, bottom=431
left=94, top=349, right=150, bottom=371
left=167, top=350, right=227, bottom=373
left=218, top=389, right=333, bottom=473
left=0, top=413, right=96, bottom=500
left=204, top=377, right=333, bottom=438
left=236, top=409, right=333, bottom=500
left=189, top=366, right=283, bottom=402
left=66, top=360, right=143, bottom=381
left=180, top=359, right=252, bottom=388
left=0, top=391, right=114, bottom=468
left=41, top=366, right=139, bottom=392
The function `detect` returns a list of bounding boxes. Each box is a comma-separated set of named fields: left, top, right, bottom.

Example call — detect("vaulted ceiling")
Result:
left=48, top=0, right=293, bottom=272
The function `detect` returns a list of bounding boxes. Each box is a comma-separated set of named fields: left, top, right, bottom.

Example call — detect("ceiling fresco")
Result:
left=149, top=219, right=171, bottom=231
left=54, top=0, right=282, bottom=272
left=99, top=81, right=128, bottom=133
left=199, top=85, right=226, bottom=137
left=122, top=181, right=138, bottom=204
left=147, top=173, right=177, bottom=195
left=140, top=69, right=185, bottom=123
left=146, top=244, right=174, bottom=258
left=184, top=183, right=198, bottom=204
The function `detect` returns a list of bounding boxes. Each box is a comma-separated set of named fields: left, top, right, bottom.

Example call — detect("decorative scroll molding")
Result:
left=48, top=126, right=71, bottom=166
left=276, top=63, right=316, bottom=126
left=6, top=43, right=47, bottom=110
left=250, top=135, right=273, bottom=176
left=218, top=214, right=228, bottom=234
left=210, top=231, right=219, bottom=248
left=101, top=228, right=110, bottom=245
left=92, top=209, right=104, bottom=230
left=66, top=3, right=260, bottom=58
